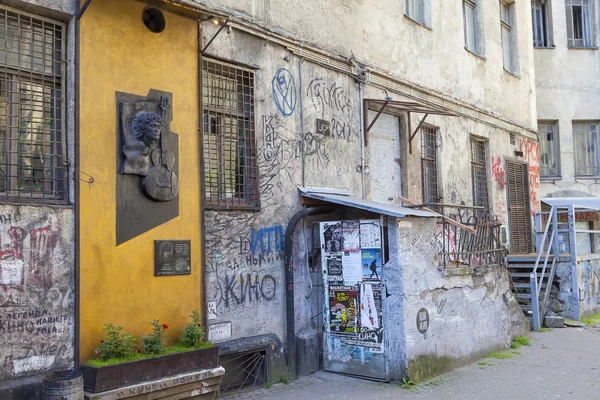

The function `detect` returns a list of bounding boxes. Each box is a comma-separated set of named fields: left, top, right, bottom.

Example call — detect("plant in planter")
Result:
left=82, top=311, right=218, bottom=394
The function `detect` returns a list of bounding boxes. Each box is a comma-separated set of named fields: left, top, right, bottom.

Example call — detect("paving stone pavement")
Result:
left=220, top=327, right=600, bottom=400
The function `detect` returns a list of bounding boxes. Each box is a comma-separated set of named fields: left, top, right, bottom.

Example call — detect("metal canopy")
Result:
left=541, top=197, right=600, bottom=210
left=298, top=187, right=439, bottom=219
left=363, top=98, right=457, bottom=153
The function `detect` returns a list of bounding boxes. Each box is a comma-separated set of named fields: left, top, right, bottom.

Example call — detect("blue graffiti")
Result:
left=272, top=68, right=297, bottom=116
left=250, top=226, right=285, bottom=256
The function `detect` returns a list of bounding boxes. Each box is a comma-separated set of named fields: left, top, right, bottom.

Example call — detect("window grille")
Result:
left=0, top=8, right=65, bottom=202
left=538, top=122, right=560, bottom=177
left=470, top=137, right=489, bottom=210
left=420, top=125, right=439, bottom=207
left=574, top=122, right=600, bottom=176
left=532, top=0, right=552, bottom=48
left=565, top=0, right=593, bottom=48
left=202, top=59, right=259, bottom=210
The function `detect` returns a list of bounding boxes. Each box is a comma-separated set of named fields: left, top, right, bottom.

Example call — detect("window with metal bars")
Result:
left=202, top=59, right=258, bottom=210
left=470, top=137, right=490, bottom=210
left=420, top=125, right=439, bottom=206
left=0, top=8, right=65, bottom=202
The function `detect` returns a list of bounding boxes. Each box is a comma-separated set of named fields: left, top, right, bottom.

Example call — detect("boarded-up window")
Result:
left=202, top=59, right=258, bottom=210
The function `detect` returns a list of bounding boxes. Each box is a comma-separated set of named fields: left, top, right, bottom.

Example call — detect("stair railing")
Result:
left=530, top=205, right=559, bottom=331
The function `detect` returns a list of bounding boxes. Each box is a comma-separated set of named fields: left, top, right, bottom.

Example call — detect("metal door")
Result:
left=320, top=219, right=387, bottom=380
left=368, top=111, right=401, bottom=204
left=506, top=160, right=532, bottom=254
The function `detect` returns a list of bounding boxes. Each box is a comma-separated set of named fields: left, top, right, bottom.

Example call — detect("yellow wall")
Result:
left=79, top=0, right=200, bottom=362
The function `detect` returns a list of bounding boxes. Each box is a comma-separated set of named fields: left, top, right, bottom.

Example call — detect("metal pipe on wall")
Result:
left=359, top=82, right=365, bottom=199
left=298, top=57, right=306, bottom=187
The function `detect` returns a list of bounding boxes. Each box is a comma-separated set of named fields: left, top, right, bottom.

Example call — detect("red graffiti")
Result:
left=491, top=156, right=505, bottom=190
left=0, top=225, right=57, bottom=291
left=520, top=138, right=541, bottom=216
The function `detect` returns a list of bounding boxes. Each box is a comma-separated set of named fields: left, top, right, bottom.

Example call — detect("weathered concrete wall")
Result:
left=203, top=23, right=361, bottom=346
left=0, top=205, right=75, bottom=381
left=396, top=217, right=529, bottom=382
left=536, top=0, right=600, bottom=199
left=555, top=255, right=600, bottom=320
left=185, top=0, right=537, bottom=130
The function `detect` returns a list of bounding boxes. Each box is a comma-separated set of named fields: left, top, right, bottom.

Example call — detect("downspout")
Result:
left=358, top=82, right=365, bottom=199
left=74, top=0, right=93, bottom=370
left=285, top=206, right=333, bottom=380
left=298, top=56, right=305, bottom=187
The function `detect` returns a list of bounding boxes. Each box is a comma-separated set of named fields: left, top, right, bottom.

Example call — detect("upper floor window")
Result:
left=202, top=59, right=259, bottom=210
left=421, top=125, right=440, bottom=206
left=463, top=0, right=484, bottom=56
left=566, top=0, right=593, bottom=48
left=574, top=122, right=600, bottom=176
left=470, top=137, right=489, bottom=210
left=532, top=0, right=553, bottom=48
left=406, top=0, right=431, bottom=27
left=500, top=1, right=519, bottom=74
left=0, top=8, right=66, bottom=202
left=538, top=122, right=560, bottom=177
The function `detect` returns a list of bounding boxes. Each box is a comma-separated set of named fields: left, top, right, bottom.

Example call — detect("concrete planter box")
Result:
left=81, top=346, right=219, bottom=394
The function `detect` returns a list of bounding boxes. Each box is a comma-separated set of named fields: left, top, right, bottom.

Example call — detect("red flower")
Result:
left=137, top=350, right=142, bottom=353
left=100, top=340, right=104, bottom=343
left=197, top=324, right=202, bottom=327
left=162, top=324, right=168, bottom=329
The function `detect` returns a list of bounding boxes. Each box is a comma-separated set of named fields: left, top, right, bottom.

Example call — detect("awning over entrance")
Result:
left=298, top=187, right=439, bottom=219
left=541, top=197, right=600, bottom=210
left=363, top=98, right=457, bottom=153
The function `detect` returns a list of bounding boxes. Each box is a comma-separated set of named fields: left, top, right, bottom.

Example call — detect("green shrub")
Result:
left=142, top=320, right=168, bottom=355
left=95, top=323, right=137, bottom=360
left=179, top=310, right=206, bottom=348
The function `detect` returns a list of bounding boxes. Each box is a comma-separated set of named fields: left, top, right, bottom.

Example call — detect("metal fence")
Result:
left=432, top=204, right=506, bottom=268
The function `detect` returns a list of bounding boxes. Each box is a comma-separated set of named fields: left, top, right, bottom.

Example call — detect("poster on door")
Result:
left=361, top=248, right=381, bottom=282
left=329, top=285, right=358, bottom=336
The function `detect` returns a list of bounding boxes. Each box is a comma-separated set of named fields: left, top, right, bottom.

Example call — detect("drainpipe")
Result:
left=285, top=206, right=333, bottom=380
left=298, top=57, right=306, bottom=187
left=74, top=0, right=93, bottom=370
left=358, top=82, right=365, bottom=199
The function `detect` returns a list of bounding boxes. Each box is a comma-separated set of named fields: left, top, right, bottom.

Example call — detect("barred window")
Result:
left=470, top=137, right=489, bottom=210
left=202, top=59, right=258, bottom=210
left=421, top=125, right=439, bottom=206
left=0, top=8, right=65, bottom=201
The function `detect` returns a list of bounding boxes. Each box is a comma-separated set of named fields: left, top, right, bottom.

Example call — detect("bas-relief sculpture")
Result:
left=120, top=91, right=179, bottom=202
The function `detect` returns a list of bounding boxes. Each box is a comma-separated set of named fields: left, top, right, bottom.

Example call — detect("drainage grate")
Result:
left=219, top=349, right=268, bottom=393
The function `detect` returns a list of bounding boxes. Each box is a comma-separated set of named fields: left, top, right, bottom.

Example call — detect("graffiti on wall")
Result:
left=0, top=208, right=74, bottom=380
left=272, top=69, right=297, bottom=117
left=520, top=138, right=540, bottom=216
left=306, top=78, right=356, bottom=141
left=491, top=156, right=505, bottom=190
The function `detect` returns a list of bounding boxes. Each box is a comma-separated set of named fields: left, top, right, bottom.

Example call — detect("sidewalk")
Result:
left=220, top=327, right=600, bottom=400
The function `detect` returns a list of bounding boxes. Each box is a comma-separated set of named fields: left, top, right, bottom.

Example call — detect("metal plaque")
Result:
left=155, top=240, right=191, bottom=276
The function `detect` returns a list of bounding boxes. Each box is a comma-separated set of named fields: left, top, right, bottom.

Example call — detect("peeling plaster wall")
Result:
left=555, top=256, right=600, bottom=320
left=203, top=25, right=361, bottom=346
left=0, top=206, right=75, bottom=382
left=396, top=217, right=528, bottom=382
left=183, top=0, right=537, bottom=129
left=535, top=0, right=600, bottom=199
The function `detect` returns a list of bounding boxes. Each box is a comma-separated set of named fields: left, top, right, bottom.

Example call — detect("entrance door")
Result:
left=320, top=220, right=387, bottom=380
left=368, top=111, right=401, bottom=204
left=506, top=160, right=532, bottom=254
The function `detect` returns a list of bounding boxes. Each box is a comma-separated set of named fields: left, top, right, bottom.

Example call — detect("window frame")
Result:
left=202, top=57, right=260, bottom=211
left=538, top=121, right=561, bottom=179
left=0, top=6, right=67, bottom=204
left=405, top=0, right=431, bottom=28
left=500, top=1, right=520, bottom=75
left=463, top=0, right=484, bottom=56
left=573, top=121, right=600, bottom=177
left=470, top=136, right=490, bottom=211
left=532, top=0, right=554, bottom=48
left=565, top=0, right=594, bottom=48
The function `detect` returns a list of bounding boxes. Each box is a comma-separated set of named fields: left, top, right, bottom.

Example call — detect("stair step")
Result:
left=513, top=283, right=547, bottom=289
left=507, top=255, right=544, bottom=263
left=510, top=272, right=551, bottom=278
left=508, top=264, right=546, bottom=269
left=517, top=293, right=535, bottom=299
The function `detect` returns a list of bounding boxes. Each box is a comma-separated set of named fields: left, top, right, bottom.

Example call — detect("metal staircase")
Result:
left=507, top=206, right=560, bottom=330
